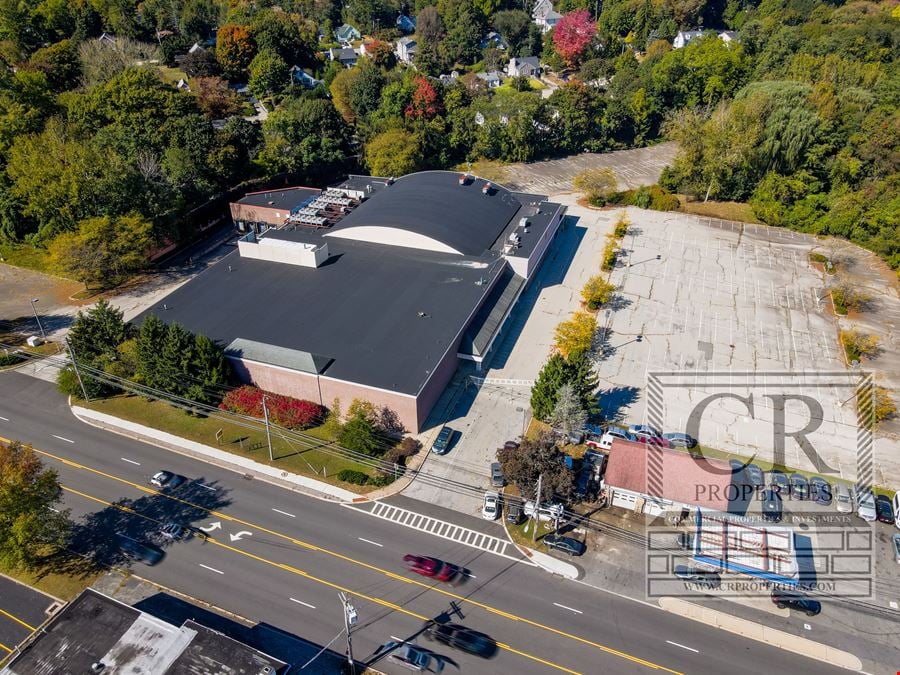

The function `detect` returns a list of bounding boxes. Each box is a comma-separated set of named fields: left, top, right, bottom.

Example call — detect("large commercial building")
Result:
left=141, top=171, right=565, bottom=432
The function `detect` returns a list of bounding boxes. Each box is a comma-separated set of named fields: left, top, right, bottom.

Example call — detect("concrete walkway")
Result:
left=72, top=406, right=359, bottom=503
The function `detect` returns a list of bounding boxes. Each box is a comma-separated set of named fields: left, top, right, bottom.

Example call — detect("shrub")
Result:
left=397, top=437, right=421, bottom=457
left=839, top=329, right=879, bottom=362
left=831, top=281, right=870, bottom=315
left=612, top=211, right=630, bottom=238
left=220, top=385, right=325, bottom=430
left=0, top=352, right=24, bottom=367
left=553, top=311, right=597, bottom=359
left=606, top=184, right=678, bottom=212
left=874, top=386, right=896, bottom=424
left=649, top=189, right=680, bottom=211
left=632, top=187, right=652, bottom=209
left=601, top=237, right=618, bottom=271
left=337, top=469, right=369, bottom=485
left=581, top=275, right=616, bottom=310
left=574, top=168, right=617, bottom=205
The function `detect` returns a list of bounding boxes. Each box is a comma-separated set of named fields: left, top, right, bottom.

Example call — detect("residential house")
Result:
left=718, top=30, right=738, bottom=43
left=97, top=32, right=117, bottom=45
left=395, top=36, right=417, bottom=64
left=335, top=23, right=361, bottom=44
left=532, top=0, right=562, bottom=33
left=673, top=29, right=704, bottom=48
left=507, top=56, right=541, bottom=78
left=327, top=47, right=358, bottom=67
left=479, top=31, right=507, bottom=50
left=396, top=13, right=416, bottom=34
left=439, top=70, right=460, bottom=84
left=290, top=65, right=322, bottom=89
left=476, top=71, right=502, bottom=88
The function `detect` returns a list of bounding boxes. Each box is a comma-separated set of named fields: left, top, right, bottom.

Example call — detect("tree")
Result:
left=248, top=49, right=289, bottom=99
left=531, top=353, right=571, bottom=422
left=339, top=408, right=383, bottom=456
left=873, top=386, right=896, bottom=424
left=551, top=383, right=588, bottom=436
left=573, top=167, right=616, bottom=203
left=193, top=76, right=246, bottom=119
left=187, top=334, right=230, bottom=404
left=158, top=323, right=196, bottom=397
left=553, top=10, right=596, bottom=68
left=581, top=275, right=615, bottom=310
left=182, top=48, right=221, bottom=77
left=492, top=10, right=531, bottom=55
left=406, top=76, right=442, bottom=120
left=0, top=440, right=70, bottom=571
left=348, top=64, right=387, bottom=121
left=23, top=40, right=81, bottom=92
left=364, top=39, right=396, bottom=69
left=366, top=129, right=423, bottom=177
left=48, top=214, right=154, bottom=289
left=553, top=311, right=596, bottom=359
left=839, top=329, right=879, bottom=363
left=496, top=434, right=573, bottom=502
left=549, top=83, right=604, bottom=153
left=216, top=24, right=255, bottom=79
left=137, top=314, right=168, bottom=390
left=329, top=67, right=363, bottom=123
left=417, top=6, right=444, bottom=42
left=323, top=397, right=344, bottom=439
left=66, top=299, right=131, bottom=364
left=256, top=97, right=349, bottom=178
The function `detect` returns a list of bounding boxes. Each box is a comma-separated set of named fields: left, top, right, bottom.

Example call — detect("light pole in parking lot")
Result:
left=29, top=298, right=46, bottom=340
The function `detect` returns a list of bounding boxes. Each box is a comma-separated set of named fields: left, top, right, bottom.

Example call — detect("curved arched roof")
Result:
left=325, top=171, right=522, bottom=256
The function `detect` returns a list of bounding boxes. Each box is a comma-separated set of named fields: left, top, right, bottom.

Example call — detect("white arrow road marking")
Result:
left=199, top=522, right=222, bottom=533
left=290, top=598, right=316, bottom=609
left=229, top=531, right=253, bottom=542
left=552, top=603, right=582, bottom=614
left=120, top=458, right=140, bottom=466
left=52, top=435, right=74, bottom=443
left=358, top=537, right=383, bottom=547
left=272, top=508, right=296, bottom=518
left=199, top=564, right=224, bottom=575
left=666, top=641, right=699, bottom=653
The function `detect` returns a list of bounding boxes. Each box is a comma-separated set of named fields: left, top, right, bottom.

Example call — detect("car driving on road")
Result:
left=425, top=623, right=498, bottom=658
left=383, top=642, right=444, bottom=672
left=150, top=470, right=185, bottom=489
left=115, top=534, right=164, bottom=565
left=402, top=555, right=460, bottom=583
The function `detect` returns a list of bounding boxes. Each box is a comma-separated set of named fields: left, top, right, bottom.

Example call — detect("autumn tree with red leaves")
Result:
left=405, top=75, right=442, bottom=120
left=553, top=10, right=596, bottom=68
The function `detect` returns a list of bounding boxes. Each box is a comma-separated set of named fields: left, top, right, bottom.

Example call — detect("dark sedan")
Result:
left=768, top=470, right=790, bottom=493
left=425, top=623, right=498, bottom=658
left=745, top=464, right=765, bottom=489
left=542, top=535, right=586, bottom=556
left=875, top=495, right=895, bottom=524
left=674, top=565, right=721, bottom=588
left=809, top=476, right=832, bottom=505
left=772, top=590, right=821, bottom=616
left=790, top=473, right=809, bottom=500
left=115, top=534, right=164, bottom=565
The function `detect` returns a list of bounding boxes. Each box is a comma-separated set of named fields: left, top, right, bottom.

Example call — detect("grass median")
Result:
left=82, top=394, right=380, bottom=493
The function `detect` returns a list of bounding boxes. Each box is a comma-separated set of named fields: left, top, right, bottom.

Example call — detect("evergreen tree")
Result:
left=530, top=353, right=570, bottom=422
left=338, top=410, right=383, bottom=456
left=158, top=323, right=195, bottom=397
left=66, top=299, right=131, bottom=362
left=551, top=383, right=588, bottom=435
left=136, top=315, right=168, bottom=390
left=568, top=352, right=599, bottom=416
left=187, top=334, right=230, bottom=404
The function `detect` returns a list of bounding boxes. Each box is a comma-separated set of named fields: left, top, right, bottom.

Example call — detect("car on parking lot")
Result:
left=790, top=473, right=809, bottom=500
left=482, top=491, right=500, bottom=520
left=875, top=495, right=895, bottom=524
left=542, top=534, right=586, bottom=556
left=662, top=432, right=697, bottom=448
left=115, top=534, right=164, bottom=565
left=762, top=489, right=783, bottom=523
left=383, top=642, right=444, bottom=672
left=431, top=426, right=453, bottom=455
left=856, top=489, right=876, bottom=522
left=893, top=534, right=900, bottom=563
left=771, top=590, right=821, bottom=616
left=745, top=464, right=765, bottom=490
left=834, top=483, right=853, bottom=513
left=402, top=555, right=460, bottom=582
left=632, top=433, right=671, bottom=448
left=490, top=462, right=505, bottom=488
left=628, top=424, right=661, bottom=438
left=674, top=565, right=720, bottom=588
left=768, top=470, right=789, bottom=493
left=159, top=523, right=192, bottom=541
left=425, top=623, right=497, bottom=658
left=809, top=476, right=832, bottom=505
left=150, top=470, right=185, bottom=489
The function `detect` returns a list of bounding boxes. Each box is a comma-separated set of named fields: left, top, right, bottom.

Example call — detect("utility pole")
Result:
left=340, top=592, right=357, bottom=675
left=29, top=298, right=46, bottom=340
left=65, top=337, right=90, bottom=402
left=532, top=473, right=543, bottom=542
left=262, top=395, right=274, bottom=462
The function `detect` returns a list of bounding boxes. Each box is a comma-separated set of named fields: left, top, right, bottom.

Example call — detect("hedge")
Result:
left=220, top=385, right=325, bottom=430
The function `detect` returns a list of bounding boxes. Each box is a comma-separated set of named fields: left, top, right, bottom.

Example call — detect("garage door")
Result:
left=644, top=500, right=665, bottom=517
left=612, top=490, right=637, bottom=510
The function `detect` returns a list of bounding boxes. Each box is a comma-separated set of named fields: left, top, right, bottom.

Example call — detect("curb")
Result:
left=500, top=509, right=580, bottom=580
left=70, top=405, right=358, bottom=504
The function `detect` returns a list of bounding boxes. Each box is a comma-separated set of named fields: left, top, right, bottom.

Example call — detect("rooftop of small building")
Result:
left=236, top=186, right=322, bottom=212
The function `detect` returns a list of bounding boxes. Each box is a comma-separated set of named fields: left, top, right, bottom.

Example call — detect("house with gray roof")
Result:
left=335, top=23, right=361, bottom=44
left=507, top=56, right=541, bottom=77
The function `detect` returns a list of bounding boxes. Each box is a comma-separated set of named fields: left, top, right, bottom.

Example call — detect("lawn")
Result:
left=0, top=242, right=53, bottom=274
left=676, top=198, right=761, bottom=224
left=496, top=77, right=544, bottom=93
left=83, top=395, right=381, bottom=492
left=454, top=159, right=509, bottom=183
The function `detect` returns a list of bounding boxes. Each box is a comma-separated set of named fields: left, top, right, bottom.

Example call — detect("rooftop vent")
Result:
left=482, top=182, right=492, bottom=195
left=267, top=201, right=274, bottom=205
left=417, top=311, right=429, bottom=318
left=91, top=663, right=106, bottom=673
left=386, top=176, right=395, bottom=185
left=458, top=173, right=468, bottom=185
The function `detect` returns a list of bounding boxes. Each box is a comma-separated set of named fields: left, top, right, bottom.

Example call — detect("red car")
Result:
left=403, top=555, right=460, bottom=582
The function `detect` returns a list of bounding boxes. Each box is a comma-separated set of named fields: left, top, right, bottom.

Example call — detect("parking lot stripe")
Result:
left=0, top=608, right=35, bottom=631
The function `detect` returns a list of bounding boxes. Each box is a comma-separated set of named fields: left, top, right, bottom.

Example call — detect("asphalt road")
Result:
left=0, top=372, right=853, bottom=675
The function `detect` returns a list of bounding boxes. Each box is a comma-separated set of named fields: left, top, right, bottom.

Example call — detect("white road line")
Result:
left=120, top=458, right=140, bottom=466
left=553, top=602, right=583, bottom=614
left=358, top=537, right=383, bottom=547
left=0, top=416, right=8, bottom=421
left=199, top=564, right=224, bottom=575
left=290, top=598, right=316, bottom=609
left=52, top=435, right=74, bottom=443
left=272, top=508, right=296, bottom=518
left=463, top=572, right=477, bottom=579
left=198, top=483, right=215, bottom=491
left=666, top=640, right=699, bottom=653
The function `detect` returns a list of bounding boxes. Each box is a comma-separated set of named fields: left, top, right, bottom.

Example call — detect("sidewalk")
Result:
left=72, top=406, right=359, bottom=503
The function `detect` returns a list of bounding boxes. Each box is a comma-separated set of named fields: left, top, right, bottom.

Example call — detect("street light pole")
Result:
left=261, top=395, right=274, bottom=462
left=339, top=592, right=357, bottom=675
left=29, top=298, right=46, bottom=340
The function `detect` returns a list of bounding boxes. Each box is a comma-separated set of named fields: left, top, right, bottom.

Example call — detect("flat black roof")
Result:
left=327, top=171, right=522, bottom=256
left=136, top=233, right=507, bottom=395
left=169, top=621, right=287, bottom=675
left=236, top=187, right=321, bottom=211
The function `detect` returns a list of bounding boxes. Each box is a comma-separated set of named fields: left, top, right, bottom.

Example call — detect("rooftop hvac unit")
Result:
left=508, top=232, right=520, bottom=243
left=519, top=217, right=529, bottom=228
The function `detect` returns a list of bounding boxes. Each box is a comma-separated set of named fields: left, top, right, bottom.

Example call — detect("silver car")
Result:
left=834, top=483, right=853, bottom=513
left=856, top=489, right=876, bottom=522
left=892, top=534, right=900, bottom=564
